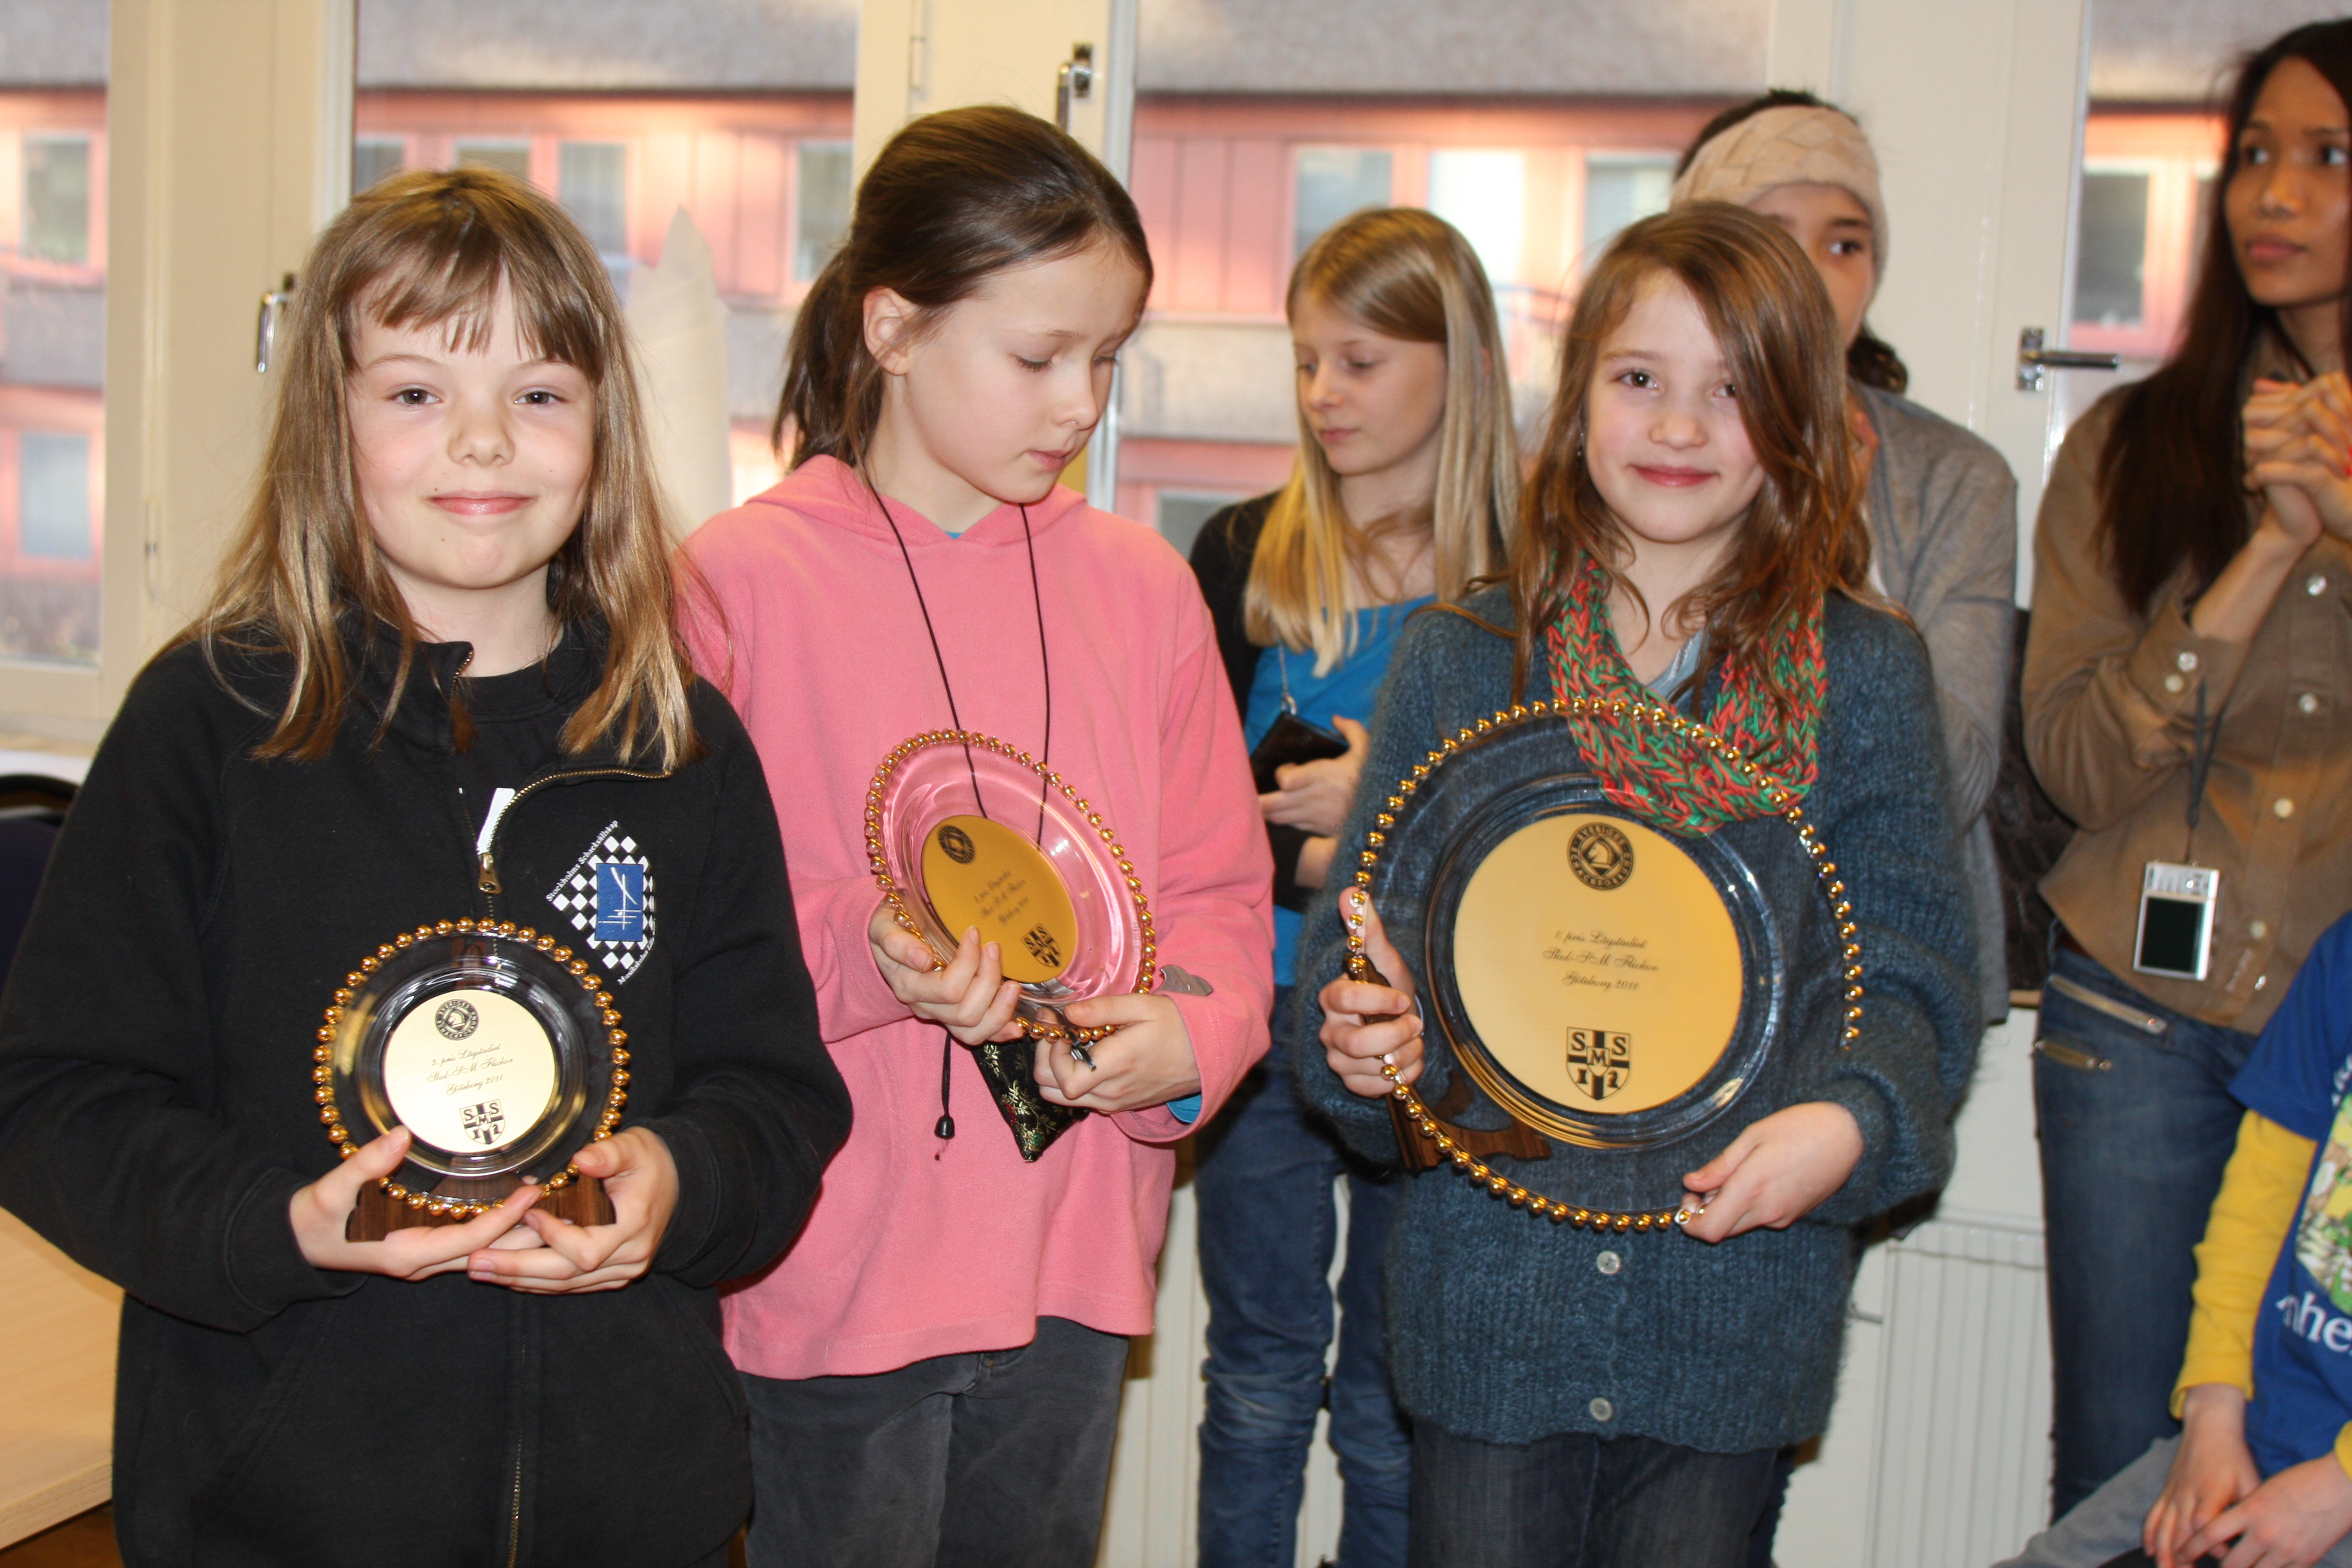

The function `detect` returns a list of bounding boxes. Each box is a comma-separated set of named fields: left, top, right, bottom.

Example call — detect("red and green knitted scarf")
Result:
left=1543, top=555, right=1825, bottom=834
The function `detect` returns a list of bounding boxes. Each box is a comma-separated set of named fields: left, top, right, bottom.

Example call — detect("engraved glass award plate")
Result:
left=1423, top=773, right=1782, bottom=1151
left=316, top=920, right=627, bottom=1236
left=871, top=733, right=1153, bottom=1033
left=867, top=731, right=1159, bottom=1160
left=1345, top=699, right=1861, bottom=1232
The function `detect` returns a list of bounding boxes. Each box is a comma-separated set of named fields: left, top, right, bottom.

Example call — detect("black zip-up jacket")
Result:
left=0, top=629, right=850, bottom=1567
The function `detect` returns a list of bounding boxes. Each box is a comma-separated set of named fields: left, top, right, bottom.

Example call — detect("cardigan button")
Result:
left=1595, top=1250, right=1622, bottom=1276
left=1589, top=1397, right=1615, bottom=1422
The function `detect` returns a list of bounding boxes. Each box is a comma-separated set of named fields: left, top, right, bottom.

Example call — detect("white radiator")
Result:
left=1864, top=1219, right=2054, bottom=1567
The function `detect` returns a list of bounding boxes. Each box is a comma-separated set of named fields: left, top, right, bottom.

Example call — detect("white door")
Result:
left=1769, top=2, right=2087, bottom=1563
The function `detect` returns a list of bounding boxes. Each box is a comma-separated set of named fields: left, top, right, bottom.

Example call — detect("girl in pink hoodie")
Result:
left=680, top=106, right=1273, bottom=1568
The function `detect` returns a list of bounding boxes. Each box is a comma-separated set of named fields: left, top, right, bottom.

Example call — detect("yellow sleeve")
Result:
left=2337, top=1420, right=2352, bottom=1482
left=2173, top=1110, right=2319, bottom=1413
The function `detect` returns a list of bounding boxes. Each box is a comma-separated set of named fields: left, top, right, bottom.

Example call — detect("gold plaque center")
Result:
left=1451, top=812, right=1743, bottom=1116
left=919, top=814, right=1080, bottom=984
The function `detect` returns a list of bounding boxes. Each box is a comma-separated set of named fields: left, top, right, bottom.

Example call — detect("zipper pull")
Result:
left=474, top=786, right=517, bottom=895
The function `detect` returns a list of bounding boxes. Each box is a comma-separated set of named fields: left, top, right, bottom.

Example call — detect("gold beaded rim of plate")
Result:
left=313, top=920, right=629, bottom=1221
left=864, top=731, right=1157, bottom=1047
left=1343, top=697, right=1865, bottom=1233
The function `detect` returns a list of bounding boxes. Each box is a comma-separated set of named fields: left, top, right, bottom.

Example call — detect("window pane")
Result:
left=25, top=137, right=93, bottom=265
left=1155, top=492, right=1246, bottom=561
left=1293, top=147, right=1393, bottom=258
left=1583, top=154, right=1676, bottom=260
left=353, top=136, right=404, bottom=193
left=1428, top=149, right=1526, bottom=287
left=456, top=140, right=532, bottom=182
left=559, top=142, right=629, bottom=257
left=2074, top=169, right=2149, bottom=327
left=1, top=4, right=105, bottom=668
left=795, top=142, right=852, bottom=282
left=21, top=433, right=93, bottom=560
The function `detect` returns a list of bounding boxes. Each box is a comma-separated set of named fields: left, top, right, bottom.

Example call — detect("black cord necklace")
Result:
left=865, top=469, right=1053, bottom=1143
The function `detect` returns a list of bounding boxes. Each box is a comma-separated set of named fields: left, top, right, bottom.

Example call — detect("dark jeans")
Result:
left=1195, top=988, right=1411, bottom=1568
left=739, top=1316, right=1129, bottom=1568
left=1408, top=1420, right=1779, bottom=1568
left=2035, top=939, right=2258, bottom=1520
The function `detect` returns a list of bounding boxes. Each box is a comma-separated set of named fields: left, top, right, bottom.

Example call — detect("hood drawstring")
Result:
left=935, top=1033, right=956, bottom=1144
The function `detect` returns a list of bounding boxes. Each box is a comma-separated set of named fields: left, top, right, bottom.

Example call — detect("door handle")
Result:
left=255, top=272, right=297, bottom=374
left=1056, top=42, right=1094, bottom=132
left=2016, top=326, right=2120, bottom=392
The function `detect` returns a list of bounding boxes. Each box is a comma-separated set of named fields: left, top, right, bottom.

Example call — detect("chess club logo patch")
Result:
left=546, top=821, right=656, bottom=982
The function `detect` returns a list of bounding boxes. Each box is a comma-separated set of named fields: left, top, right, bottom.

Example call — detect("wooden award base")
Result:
left=347, top=1173, right=613, bottom=1241
left=1388, top=1075, right=1550, bottom=1172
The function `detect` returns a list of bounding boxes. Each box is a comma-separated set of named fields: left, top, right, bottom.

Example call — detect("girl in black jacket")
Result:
left=0, top=169, right=849, bottom=1567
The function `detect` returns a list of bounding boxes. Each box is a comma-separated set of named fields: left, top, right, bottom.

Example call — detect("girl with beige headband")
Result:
left=1674, top=91, right=2018, bottom=1035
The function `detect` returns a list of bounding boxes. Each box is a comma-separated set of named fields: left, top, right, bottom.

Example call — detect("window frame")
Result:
left=0, top=0, right=353, bottom=741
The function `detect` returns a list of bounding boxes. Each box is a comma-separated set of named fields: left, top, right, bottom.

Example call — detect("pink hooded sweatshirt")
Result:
left=681, top=456, right=1273, bottom=1380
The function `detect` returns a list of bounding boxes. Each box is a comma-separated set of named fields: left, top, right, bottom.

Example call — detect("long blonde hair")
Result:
left=191, top=166, right=698, bottom=768
left=1245, top=207, right=1519, bottom=672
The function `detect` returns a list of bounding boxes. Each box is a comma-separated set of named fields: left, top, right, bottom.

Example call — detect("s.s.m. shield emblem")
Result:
left=1566, top=1027, right=1632, bottom=1102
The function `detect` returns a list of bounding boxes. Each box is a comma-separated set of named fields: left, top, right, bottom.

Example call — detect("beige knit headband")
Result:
left=1669, top=105, right=1889, bottom=282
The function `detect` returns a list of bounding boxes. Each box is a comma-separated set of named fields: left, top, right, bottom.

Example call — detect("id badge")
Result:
left=2132, top=861, right=2219, bottom=982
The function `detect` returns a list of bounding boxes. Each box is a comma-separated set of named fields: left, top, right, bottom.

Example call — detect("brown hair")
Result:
left=1677, top=88, right=1910, bottom=394
left=1245, top=208, right=1520, bottom=671
left=1505, top=201, right=1869, bottom=702
left=776, top=105, right=1152, bottom=467
left=189, top=166, right=698, bottom=768
left=2097, top=19, right=2352, bottom=613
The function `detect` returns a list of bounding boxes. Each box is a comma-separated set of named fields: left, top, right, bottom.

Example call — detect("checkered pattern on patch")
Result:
left=547, top=832, right=656, bottom=980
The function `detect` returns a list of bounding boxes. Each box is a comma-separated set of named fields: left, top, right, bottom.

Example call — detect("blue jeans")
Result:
left=1195, top=990, right=1411, bottom=1568
left=1407, top=1420, right=1779, bottom=1568
left=2036, top=939, right=2259, bottom=1520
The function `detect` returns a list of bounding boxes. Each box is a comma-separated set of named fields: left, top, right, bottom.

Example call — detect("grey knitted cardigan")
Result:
left=1290, top=588, right=1982, bottom=1453
left=1857, top=385, right=2017, bottom=1022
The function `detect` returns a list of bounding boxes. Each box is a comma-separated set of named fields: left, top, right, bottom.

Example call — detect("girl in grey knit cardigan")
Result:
left=1297, top=204, right=1981, bottom=1566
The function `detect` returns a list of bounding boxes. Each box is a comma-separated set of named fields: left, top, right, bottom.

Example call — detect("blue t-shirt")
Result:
left=1244, top=597, right=1434, bottom=988
left=2230, top=910, right=2352, bottom=1475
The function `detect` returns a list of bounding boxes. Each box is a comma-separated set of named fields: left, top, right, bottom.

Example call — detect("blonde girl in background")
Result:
left=1187, top=206, right=1518, bottom=1568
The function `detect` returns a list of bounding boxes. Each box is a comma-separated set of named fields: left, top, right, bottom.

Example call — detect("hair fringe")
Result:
left=177, top=166, right=699, bottom=770
left=1509, top=203, right=1870, bottom=713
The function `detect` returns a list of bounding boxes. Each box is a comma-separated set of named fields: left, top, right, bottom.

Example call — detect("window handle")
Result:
left=2016, top=326, right=2120, bottom=392
left=255, top=273, right=296, bottom=374
left=1056, top=42, right=1094, bottom=132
